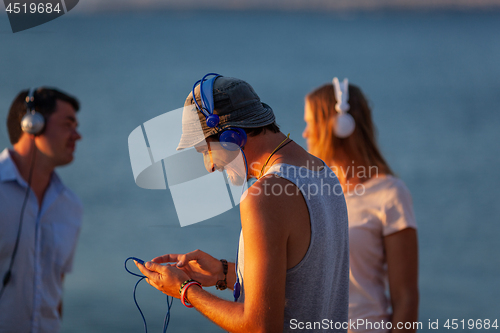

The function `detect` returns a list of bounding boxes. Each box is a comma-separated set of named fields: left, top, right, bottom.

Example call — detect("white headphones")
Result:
left=332, top=77, right=355, bottom=138
left=21, top=87, right=45, bottom=135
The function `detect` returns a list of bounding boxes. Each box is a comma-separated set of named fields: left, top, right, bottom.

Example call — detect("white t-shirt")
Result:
left=345, top=175, right=416, bottom=333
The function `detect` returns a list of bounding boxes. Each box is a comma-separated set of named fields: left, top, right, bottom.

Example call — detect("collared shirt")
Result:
left=0, top=148, right=83, bottom=333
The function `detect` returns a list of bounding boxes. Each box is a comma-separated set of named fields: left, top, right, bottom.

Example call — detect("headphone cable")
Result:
left=124, top=258, right=173, bottom=333
left=0, top=140, right=37, bottom=300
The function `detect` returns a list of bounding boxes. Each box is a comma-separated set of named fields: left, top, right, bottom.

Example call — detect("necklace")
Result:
left=258, top=133, right=292, bottom=179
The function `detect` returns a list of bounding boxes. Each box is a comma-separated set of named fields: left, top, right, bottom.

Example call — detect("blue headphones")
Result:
left=21, top=87, right=45, bottom=135
left=192, top=74, right=247, bottom=301
left=192, top=73, right=247, bottom=151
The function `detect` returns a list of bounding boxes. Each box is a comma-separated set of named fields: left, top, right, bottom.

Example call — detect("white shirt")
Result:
left=0, top=148, right=82, bottom=333
left=345, top=175, right=416, bottom=333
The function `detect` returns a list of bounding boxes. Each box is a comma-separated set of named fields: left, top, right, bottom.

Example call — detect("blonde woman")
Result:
left=303, top=78, right=419, bottom=333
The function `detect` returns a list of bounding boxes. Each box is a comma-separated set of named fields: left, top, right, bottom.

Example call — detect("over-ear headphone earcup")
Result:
left=334, top=113, right=355, bottom=138
left=21, top=112, right=45, bottom=135
left=219, top=128, right=247, bottom=151
left=233, top=128, right=247, bottom=147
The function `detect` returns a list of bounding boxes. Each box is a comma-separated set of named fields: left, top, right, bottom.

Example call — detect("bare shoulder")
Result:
left=242, top=175, right=304, bottom=211
left=240, top=175, right=308, bottom=234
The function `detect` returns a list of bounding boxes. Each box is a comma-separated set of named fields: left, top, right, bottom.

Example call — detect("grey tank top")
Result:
left=237, top=162, right=349, bottom=332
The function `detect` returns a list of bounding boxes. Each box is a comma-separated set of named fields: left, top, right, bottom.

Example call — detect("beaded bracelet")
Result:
left=179, top=279, right=194, bottom=296
left=216, top=259, right=228, bottom=290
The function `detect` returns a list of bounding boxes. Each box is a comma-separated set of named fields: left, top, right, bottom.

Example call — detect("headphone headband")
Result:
left=332, top=78, right=350, bottom=113
left=332, top=77, right=355, bottom=138
left=25, top=87, right=36, bottom=113
left=21, top=87, right=45, bottom=135
left=192, top=73, right=247, bottom=150
left=192, top=73, right=221, bottom=128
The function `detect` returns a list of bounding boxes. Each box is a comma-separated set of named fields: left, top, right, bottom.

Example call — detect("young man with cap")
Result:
left=136, top=75, right=349, bottom=332
left=0, top=88, right=82, bottom=333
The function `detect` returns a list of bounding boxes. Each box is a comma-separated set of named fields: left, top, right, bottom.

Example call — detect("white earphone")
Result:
left=332, top=77, right=355, bottom=138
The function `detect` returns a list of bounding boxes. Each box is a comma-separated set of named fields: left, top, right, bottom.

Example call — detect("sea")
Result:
left=0, top=8, right=499, bottom=332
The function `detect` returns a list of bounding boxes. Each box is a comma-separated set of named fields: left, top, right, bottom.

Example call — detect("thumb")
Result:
left=176, top=251, right=198, bottom=268
left=145, top=261, right=161, bottom=271
left=175, top=254, right=190, bottom=268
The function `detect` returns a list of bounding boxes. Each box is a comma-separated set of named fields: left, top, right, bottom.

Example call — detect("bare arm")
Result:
left=138, top=177, right=295, bottom=332
left=384, top=228, right=419, bottom=332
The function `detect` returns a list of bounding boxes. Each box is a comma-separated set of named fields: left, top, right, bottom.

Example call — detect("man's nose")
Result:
left=73, top=129, right=82, bottom=141
left=204, top=152, right=215, bottom=173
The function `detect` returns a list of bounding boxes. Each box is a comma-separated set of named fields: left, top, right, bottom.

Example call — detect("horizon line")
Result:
left=73, top=0, right=500, bottom=14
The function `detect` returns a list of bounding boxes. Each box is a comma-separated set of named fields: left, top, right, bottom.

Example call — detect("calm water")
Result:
left=1, top=9, right=499, bottom=332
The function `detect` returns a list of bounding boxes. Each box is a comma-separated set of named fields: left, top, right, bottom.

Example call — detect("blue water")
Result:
left=1, top=9, right=499, bottom=332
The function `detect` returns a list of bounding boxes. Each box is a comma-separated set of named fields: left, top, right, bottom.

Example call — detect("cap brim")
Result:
left=176, top=104, right=215, bottom=150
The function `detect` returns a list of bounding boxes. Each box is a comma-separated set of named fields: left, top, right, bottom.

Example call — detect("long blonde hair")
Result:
left=305, top=83, right=394, bottom=181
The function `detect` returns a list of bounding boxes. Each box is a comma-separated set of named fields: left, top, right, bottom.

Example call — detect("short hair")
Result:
left=243, top=122, right=280, bottom=137
left=7, top=87, right=80, bottom=144
left=207, top=122, right=281, bottom=143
